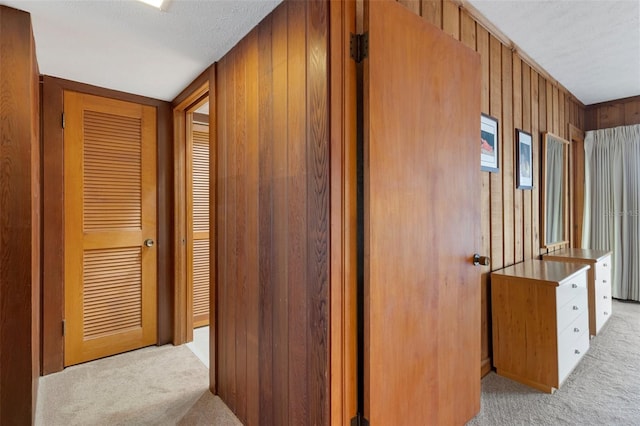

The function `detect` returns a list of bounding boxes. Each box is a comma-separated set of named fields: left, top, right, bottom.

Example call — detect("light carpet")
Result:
left=35, top=344, right=241, bottom=425
left=468, top=299, right=640, bottom=425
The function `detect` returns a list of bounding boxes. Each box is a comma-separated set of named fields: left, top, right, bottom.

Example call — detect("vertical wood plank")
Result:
left=307, top=0, right=330, bottom=424
left=489, top=35, right=503, bottom=270
left=477, top=25, right=492, bottom=376
left=244, top=29, right=260, bottom=426
left=513, top=55, right=523, bottom=264
left=521, top=63, right=532, bottom=262
left=257, top=13, right=274, bottom=425
left=234, top=37, right=248, bottom=423
left=421, top=0, right=442, bottom=29
left=531, top=72, right=541, bottom=256
left=271, top=4, right=290, bottom=425
left=287, top=1, right=309, bottom=423
left=624, top=100, right=640, bottom=125
left=552, top=86, right=559, bottom=135
left=545, top=81, right=553, bottom=137
left=398, top=0, right=420, bottom=15
left=442, top=0, right=459, bottom=40
left=501, top=45, right=514, bottom=267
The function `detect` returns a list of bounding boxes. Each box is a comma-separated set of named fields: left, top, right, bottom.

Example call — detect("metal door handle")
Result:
left=144, top=239, right=155, bottom=248
left=473, top=254, right=490, bottom=266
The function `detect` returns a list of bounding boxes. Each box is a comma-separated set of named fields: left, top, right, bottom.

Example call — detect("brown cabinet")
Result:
left=491, top=260, right=590, bottom=393
left=543, top=249, right=613, bottom=336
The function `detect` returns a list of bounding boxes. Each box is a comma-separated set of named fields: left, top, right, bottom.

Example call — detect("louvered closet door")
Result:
left=188, top=122, right=210, bottom=327
left=64, top=91, right=157, bottom=366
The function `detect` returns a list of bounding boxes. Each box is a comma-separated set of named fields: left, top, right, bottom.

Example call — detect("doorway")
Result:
left=172, top=80, right=212, bottom=347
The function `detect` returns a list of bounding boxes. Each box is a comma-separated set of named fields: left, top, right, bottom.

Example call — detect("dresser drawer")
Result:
left=595, top=292, right=613, bottom=333
left=556, top=271, right=587, bottom=309
left=595, top=254, right=611, bottom=285
left=558, top=324, right=589, bottom=385
left=556, top=285, right=588, bottom=330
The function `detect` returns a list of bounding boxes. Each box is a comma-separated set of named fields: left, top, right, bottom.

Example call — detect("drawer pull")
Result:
left=572, top=283, right=578, bottom=288
left=573, top=305, right=579, bottom=310
left=604, top=311, right=609, bottom=316
left=575, top=349, right=581, bottom=355
left=603, top=295, right=608, bottom=299
left=573, top=327, right=580, bottom=333
left=603, top=263, right=608, bottom=267
left=603, top=280, right=608, bottom=284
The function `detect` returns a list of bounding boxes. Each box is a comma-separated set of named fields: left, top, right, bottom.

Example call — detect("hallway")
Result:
left=35, top=343, right=239, bottom=425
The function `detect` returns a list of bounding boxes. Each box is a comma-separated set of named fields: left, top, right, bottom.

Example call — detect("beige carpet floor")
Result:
left=468, top=299, right=640, bottom=425
left=36, top=344, right=241, bottom=426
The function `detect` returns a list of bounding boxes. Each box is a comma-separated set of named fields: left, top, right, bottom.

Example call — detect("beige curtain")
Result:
left=546, top=139, right=564, bottom=244
left=582, top=124, right=640, bottom=301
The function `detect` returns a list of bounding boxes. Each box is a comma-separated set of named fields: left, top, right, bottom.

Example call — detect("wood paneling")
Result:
left=214, top=1, right=330, bottom=424
left=585, top=95, right=640, bottom=130
left=0, top=6, right=40, bottom=423
left=394, top=0, right=586, bottom=376
left=41, top=76, right=172, bottom=374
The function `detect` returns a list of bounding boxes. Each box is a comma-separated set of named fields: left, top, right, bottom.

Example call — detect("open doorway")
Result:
left=185, top=100, right=211, bottom=367
left=172, top=81, right=212, bottom=364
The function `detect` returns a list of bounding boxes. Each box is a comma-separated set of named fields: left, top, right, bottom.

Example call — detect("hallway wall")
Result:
left=0, top=5, right=41, bottom=423
left=213, top=0, right=330, bottom=424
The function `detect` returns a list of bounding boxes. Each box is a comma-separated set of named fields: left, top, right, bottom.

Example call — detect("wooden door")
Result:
left=64, top=92, right=157, bottom=366
left=187, top=120, right=210, bottom=327
left=363, top=1, right=481, bottom=424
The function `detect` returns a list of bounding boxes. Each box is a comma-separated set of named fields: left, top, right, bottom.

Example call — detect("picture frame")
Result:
left=516, top=129, right=533, bottom=189
left=480, top=113, right=499, bottom=173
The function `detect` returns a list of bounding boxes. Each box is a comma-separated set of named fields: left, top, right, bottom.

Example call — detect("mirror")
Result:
left=541, top=132, right=570, bottom=248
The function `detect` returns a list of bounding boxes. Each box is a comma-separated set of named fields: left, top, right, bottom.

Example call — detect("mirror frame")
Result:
left=540, top=132, right=570, bottom=249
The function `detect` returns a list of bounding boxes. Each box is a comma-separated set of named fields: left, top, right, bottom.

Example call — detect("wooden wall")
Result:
left=41, top=76, right=173, bottom=374
left=585, top=95, right=640, bottom=131
left=213, top=0, right=330, bottom=424
left=0, top=6, right=41, bottom=423
left=396, top=0, right=586, bottom=375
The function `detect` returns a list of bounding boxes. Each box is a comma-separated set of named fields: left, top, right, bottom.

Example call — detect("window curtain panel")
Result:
left=582, top=124, right=640, bottom=301
left=546, top=139, right=564, bottom=244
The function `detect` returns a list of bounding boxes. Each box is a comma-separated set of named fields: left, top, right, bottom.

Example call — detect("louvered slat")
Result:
left=192, top=240, right=210, bottom=318
left=84, top=110, right=142, bottom=231
left=192, top=130, right=209, bottom=233
left=83, top=247, right=142, bottom=339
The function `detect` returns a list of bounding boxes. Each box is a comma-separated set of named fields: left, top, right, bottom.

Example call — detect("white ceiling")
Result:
left=0, top=0, right=282, bottom=101
left=466, top=0, right=640, bottom=105
left=1, top=0, right=637, bottom=105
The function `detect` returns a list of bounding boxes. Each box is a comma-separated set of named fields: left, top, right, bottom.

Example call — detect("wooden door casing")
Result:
left=363, top=1, right=481, bottom=424
left=64, top=92, right=157, bottom=366
left=187, top=121, right=210, bottom=328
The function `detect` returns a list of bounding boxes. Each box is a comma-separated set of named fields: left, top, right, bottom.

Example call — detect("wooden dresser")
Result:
left=543, top=248, right=613, bottom=336
left=491, top=260, right=590, bottom=393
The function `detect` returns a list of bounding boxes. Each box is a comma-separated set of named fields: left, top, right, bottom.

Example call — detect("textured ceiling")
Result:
left=466, top=0, right=640, bottom=105
left=1, top=0, right=282, bottom=101
left=2, top=0, right=637, bottom=105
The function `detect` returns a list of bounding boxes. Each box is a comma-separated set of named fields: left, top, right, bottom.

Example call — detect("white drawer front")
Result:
left=596, top=255, right=612, bottom=286
left=558, top=325, right=589, bottom=385
left=556, top=283, right=588, bottom=331
left=556, top=271, right=588, bottom=310
left=595, top=292, right=613, bottom=333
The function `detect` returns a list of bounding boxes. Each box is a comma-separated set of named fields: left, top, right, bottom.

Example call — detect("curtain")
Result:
left=546, top=139, right=564, bottom=244
left=582, top=124, right=640, bottom=301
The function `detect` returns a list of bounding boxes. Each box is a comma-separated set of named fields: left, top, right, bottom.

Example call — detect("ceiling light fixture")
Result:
left=136, top=0, right=165, bottom=10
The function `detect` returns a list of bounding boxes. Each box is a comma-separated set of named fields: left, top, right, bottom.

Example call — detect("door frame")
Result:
left=171, top=74, right=210, bottom=345
left=41, top=76, right=173, bottom=375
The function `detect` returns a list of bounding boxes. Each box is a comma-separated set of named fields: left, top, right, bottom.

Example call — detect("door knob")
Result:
left=144, top=239, right=155, bottom=248
left=473, top=254, right=490, bottom=266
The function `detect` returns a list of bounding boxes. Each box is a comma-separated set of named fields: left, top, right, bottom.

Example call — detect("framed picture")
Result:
left=516, top=129, right=533, bottom=189
left=480, top=113, right=499, bottom=173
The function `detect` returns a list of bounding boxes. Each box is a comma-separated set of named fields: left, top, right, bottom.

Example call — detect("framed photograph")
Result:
left=480, top=113, right=499, bottom=173
left=516, top=129, right=533, bottom=189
